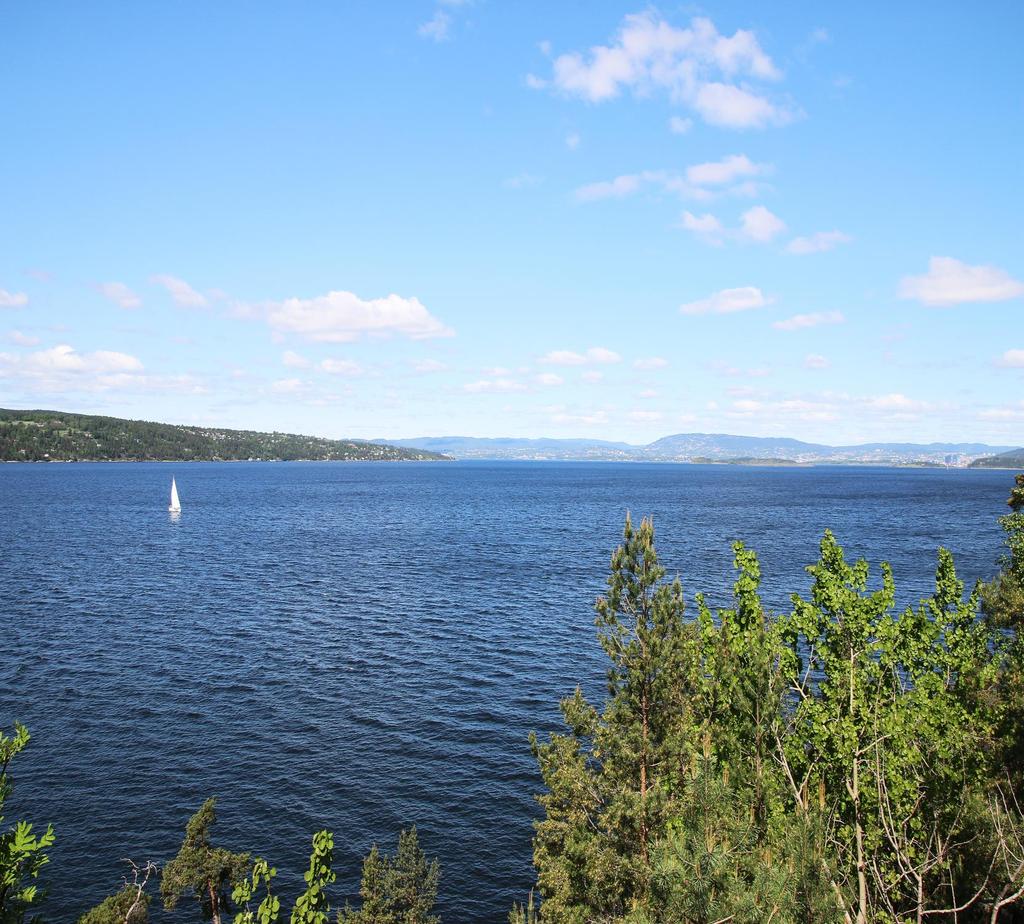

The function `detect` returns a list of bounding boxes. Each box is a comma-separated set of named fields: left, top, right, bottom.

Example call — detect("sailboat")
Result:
left=168, top=476, right=181, bottom=513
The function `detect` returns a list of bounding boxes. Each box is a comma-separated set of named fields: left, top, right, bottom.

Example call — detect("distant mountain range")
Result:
left=389, top=434, right=1022, bottom=467
left=4, top=409, right=1017, bottom=467
left=0, top=409, right=450, bottom=462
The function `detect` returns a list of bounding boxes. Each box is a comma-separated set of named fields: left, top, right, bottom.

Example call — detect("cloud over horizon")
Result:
left=268, top=290, right=454, bottom=343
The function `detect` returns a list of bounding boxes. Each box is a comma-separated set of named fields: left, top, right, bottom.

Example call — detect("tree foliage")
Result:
left=0, top=723, right=54, bottom=924
left=527, top=485, right=1024, bottom=923
left=339, top=827, right=440, bottom=924
left=161, top=798, right=251, bottom=924
left=78, top=860, right=156, bottom=924
left=0, top=409, right=447, bottom=463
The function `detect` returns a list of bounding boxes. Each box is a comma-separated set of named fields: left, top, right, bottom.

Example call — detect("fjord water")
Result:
left=0, top=462, right=1013, bottom=921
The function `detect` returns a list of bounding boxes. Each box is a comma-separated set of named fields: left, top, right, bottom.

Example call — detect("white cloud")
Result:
left=996, top=349, right=1024, bottom=368
left=0, top=343, right=189, bottom=395
left=805, top=353, right=830, bottom=369
left=6, top=330, right=39, bottom=346
left=638, top=389, right=659, bottom=398
left=686, top=154, right=768, bottom=187
left=577, top=158, right=769, bottom=206
left=27, top=344, right=143, bottom=374
left=668, top=116, right=693, bottom=134
left=271, top=378, right=307, bottom=395
left=899, top=257, right=1024, bottom=306
left=503, top=173, right=543, bottom=189
left=681, top=210, right=725, bottom=243
left=549, top=407, right=610, bottom=426
left=151, top=274, right=208, bottom=308
left=541, top=350, right=587, bottom=365
left=541, top=13, right=788, bottom=129
left=282, top=350, right=310, bottom=369
left=565, top=132, right=581, bottom=150
left=541, top=347, right=621, bottom=365
left=536, top=372, right=564, bottom=386
left=320, top=358, right=363, bottom=376
left=412, top=358, right=448, bottom=373
left=630, top=410, right=664, bottom=422
left=866, top=393, right=931, bottom=413
left=680, top=286, right=771, bottom=316
left=581, top=370, right=604, bottom=383
left=464, top=377, right=528, bottom=394
left=739, top=205, right=786, bottom=242
left=268, top=290, right=453, bottom=343
left=575, top=174, right=643, bottom=202
left=97, top=281, right=142, bottom=310
left=979, top=401, right=1024, bottom=420
left=634, top=356, right=669, bottom=369
left=418, top=9, right=451, bottom=41
left=694, top=82, right=789, bottom=128
left=0, top=289, right=29, bottom=308
left=787, top=230, right=852, bottom=255
left=773, top=310, right=845, bottom=331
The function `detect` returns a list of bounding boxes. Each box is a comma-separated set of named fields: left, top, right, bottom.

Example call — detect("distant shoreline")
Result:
left=1, top=456, right=452, bottom=464
left=2, top=457, right=1013, bottom=469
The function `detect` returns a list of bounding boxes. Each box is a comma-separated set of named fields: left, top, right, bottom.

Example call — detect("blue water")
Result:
left=0, top=462, right=1014, bottom=921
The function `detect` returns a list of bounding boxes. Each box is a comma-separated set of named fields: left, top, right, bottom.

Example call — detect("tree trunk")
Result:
left=639, top=687, right=649, bottom=864
left=207, top=879, right=221, bottom=924
left=848, top=648, right=868, bottom=924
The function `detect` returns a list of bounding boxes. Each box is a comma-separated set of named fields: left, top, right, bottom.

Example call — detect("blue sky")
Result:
left=1, top=1, right=1022, bottom=445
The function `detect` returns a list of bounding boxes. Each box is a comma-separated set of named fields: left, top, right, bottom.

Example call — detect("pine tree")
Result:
left=79, top=859, right=155, bottom=924
left=161, top=798, right=251, bottom=924
left=338, top=828, right=439, bottom=924
left=529, top=514, right=695, bottom=922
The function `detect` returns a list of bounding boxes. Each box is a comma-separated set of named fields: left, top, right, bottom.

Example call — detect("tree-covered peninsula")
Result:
left=0, top=409, right=450, bottom=463
left=3, top=475, right=1023, bottom=923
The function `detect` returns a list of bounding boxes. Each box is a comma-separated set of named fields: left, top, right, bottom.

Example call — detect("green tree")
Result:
left=78, top=861, right=156, bottom=924
left=161, top=798, right=251, bottom=924
left=982, top=473, right=1024, bottom=628
left=79, top=889, right=149, bottom=924
left=231, top=831, right=336, bottom=924
left=646, top=542, right=838, bottom=924
left=508, top=891, right=537, bottom=924
left=339, top=827, right=439, bottom=924
left=290, top=830, right=334, bottom=924
left=527, top=510, right=1024, bottom=922
left=78, top=888, right=149, bottom=924
left=231, top=859, right=279, bottom=924
left=529, top=514, right=696, bottom=922
left=0, top=723, right=54, bottom=924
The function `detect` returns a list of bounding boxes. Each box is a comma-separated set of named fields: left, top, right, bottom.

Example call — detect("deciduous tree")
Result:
left=0, top=723, right=54, bottom=924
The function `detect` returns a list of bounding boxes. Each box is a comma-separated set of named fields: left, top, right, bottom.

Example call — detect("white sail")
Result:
left=169, top=477, right=181, bottom=512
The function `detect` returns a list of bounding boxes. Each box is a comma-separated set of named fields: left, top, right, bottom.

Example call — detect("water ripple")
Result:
left=0, top=461, right=1011, bottom=922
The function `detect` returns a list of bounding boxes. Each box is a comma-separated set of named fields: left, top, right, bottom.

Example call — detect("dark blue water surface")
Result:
left=0, top=462, right=1015, bottom=921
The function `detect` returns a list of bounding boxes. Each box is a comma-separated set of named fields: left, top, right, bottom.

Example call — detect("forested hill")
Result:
left=970, top=448, right=1024, bottom=469
left=0, top=409, right=450, bottom=462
